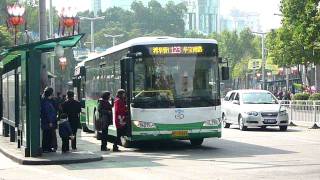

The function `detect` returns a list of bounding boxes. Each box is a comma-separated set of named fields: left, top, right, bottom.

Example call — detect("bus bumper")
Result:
left=129, top=128, right=221, bottom=141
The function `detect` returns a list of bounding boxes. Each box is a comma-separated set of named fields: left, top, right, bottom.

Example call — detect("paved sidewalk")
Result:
left=0, top=122, right=103, bottom=165
left=290, top=120, right=320, bottom=129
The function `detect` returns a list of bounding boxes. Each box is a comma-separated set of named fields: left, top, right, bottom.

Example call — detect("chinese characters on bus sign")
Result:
left=150, top=46, right=203, bottom=55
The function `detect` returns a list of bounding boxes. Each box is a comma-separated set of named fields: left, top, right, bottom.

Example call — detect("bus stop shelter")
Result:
left=0, top=34, right=84, bottom=157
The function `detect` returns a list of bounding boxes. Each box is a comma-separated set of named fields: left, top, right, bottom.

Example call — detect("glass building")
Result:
left=91, top=0, right=101, bottom=16
left=185, top=0, right=220, bottom=34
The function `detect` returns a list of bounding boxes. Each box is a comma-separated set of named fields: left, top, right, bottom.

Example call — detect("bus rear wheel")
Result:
left=190, top=138, right=204, bottom=146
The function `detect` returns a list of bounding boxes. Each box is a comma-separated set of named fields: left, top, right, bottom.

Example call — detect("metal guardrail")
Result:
left=279, top=100, right=320, bottom=128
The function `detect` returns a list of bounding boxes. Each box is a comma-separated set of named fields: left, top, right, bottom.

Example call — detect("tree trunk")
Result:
left=315, top=64, right=320, bottom=93
left=302, top=63, right=309, bottom=86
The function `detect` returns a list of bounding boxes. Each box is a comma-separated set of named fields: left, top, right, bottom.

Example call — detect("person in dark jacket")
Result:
left=50, top=92, right=63, bottom=152
left=41, top=87, right=57, bottom=153
left=98, top=91, right=113, bottom=151
left=113, top=89, right=127, bottom=152
left=58, top=113, right=74, bottom=153
left=61, top=91, right=81, bottom=150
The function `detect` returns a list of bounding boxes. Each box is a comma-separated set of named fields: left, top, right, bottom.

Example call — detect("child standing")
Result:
left=58, top=113, right=74, bottom=153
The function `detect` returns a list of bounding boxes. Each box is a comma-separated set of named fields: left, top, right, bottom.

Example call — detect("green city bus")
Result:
left=73, top=36, right=229, bottom=147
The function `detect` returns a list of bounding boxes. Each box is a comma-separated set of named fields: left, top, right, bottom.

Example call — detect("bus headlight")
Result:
left=133, top=120, right=156, bottom=129
left=203, top=119, right=221, bottom=126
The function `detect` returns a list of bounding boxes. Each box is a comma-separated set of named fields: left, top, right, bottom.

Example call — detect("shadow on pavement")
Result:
left=228, top=126, right=302, bottom=132
left=62, top=138, right=296, bottom=170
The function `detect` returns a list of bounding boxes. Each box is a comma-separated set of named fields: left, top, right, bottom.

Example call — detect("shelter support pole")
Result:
left=27, top=50, right=41, bottom=157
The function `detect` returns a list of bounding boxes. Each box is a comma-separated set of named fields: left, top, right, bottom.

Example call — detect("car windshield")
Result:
left=242, top=92, right=278, bottom=104
left=132, top=55, right=220, bottom=108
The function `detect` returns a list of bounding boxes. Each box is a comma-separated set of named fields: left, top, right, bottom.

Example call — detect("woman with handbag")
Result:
left=113, top=89, right=127, bottom=152
left=98, top=91, right=113, bottom=151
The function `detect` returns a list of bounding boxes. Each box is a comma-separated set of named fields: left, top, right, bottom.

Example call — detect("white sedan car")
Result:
left=221, top=90, right=289, bottom=131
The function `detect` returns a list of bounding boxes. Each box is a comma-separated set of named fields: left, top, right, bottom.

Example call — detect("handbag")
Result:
left=58, top=118, right=72, bottom=138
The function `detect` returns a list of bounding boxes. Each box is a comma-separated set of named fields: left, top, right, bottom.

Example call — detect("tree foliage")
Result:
left=92, top=1, right=186, bottom=48
left=266, top=0, right=320, bottom=67
left=0, top=25, right=13, bottom=50
left=217, top=28, right=260, bottom=78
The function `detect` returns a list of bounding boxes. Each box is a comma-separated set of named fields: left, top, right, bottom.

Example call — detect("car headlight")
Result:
left=133, top=120, right=156, bottom=128
left=279, top=110, right=287, bottom=116
left=203, top=118, right=221, bottom=126
left=245, top=111, right=259, bottom=116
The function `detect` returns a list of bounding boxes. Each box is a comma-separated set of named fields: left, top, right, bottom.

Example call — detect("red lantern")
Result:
left=59, top=57, right=67, bottom=71
left=7, top=3, right=25, bottom=45
left=9, top=16, right=24, bottom=26
left=63, top=18, right=76, bottom=27
left=58, top=7, right=79, bottom=36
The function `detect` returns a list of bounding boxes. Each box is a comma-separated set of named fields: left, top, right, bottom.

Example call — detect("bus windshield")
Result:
left=133, top=55, right=220, bottom=108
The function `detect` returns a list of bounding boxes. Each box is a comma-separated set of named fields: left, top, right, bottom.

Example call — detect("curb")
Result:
left=0, top=141, right=103, bottom=165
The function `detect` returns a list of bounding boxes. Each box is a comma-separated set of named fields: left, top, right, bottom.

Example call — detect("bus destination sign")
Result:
left=149, top=46, right=203, bottom=55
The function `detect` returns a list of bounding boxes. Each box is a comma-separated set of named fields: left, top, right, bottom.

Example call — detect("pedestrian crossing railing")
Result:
left=279, top=100, right=320, bottom=129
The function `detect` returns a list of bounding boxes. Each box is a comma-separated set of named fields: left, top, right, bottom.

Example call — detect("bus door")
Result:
left=120, top=57, right=135, bottom=137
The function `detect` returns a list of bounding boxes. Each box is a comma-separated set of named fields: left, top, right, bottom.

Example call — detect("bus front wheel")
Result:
left=190, top=138, right=204, bottom=146
left=121, top=136, right=132, bottom=148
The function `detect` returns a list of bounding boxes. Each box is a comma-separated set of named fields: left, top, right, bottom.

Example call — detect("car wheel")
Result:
left=279, top=125, right=288, bottom=131
left=222, top=114, right=231, bottom=128
left=239, top=116, right=247, bottom=131
left=190, top=138, right=204, bottom=146
left=261, top=126, right=266, bottom=130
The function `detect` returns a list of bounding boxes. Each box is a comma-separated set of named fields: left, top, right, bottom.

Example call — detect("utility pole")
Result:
left=104, top=34, right=124, bottom=46
left=39, top=0, right=48, bottom=92
left=48, top=0, right=55, bottom=89
left=79, top=16, right=104, bottom=52
left=252, top=31, right=267, bottom=90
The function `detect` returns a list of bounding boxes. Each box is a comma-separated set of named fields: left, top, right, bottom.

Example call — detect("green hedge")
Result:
left=292, top=93, right=310, bottom=100
left=309, top=93, right=320, bottom=100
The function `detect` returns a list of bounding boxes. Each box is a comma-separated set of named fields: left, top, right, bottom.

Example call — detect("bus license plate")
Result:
left=172, top=131, right=188, bottom=137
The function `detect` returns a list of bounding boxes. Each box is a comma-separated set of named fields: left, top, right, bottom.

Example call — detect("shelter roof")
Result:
left=0, top=34, right=84, bottom=66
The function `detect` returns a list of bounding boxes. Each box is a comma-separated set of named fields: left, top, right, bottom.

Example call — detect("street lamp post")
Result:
left=104, top=34, right=124, bottom=46
left=79, top=16, right=104, bottom=52
left=252, top=31, right=268, bottom=90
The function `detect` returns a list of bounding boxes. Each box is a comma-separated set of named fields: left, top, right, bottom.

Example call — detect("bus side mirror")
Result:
left=221, top=67, right=229, bottom=80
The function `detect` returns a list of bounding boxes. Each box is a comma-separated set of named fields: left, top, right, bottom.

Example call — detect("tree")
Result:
left=266, top=0, right=320, bottom=86
left=94, top=23, right=127, bottom=48
left=0, top=25, right=13, bottom=50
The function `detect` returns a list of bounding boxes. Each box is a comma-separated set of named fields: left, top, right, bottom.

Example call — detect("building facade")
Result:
left=184, top=0, right=220, bottom=35
left=220, top=10, right=261, bottom=32
left=91, top=0, right=101, bottom=16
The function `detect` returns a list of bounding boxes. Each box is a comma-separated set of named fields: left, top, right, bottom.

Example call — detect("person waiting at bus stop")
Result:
left=98, top=91, right=113, bottom=151
left=61, top=91, right=81, bottom=150
left=41, top=87, right=57, bottom=153
left=113, top=89, right=127, bottom=152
